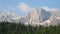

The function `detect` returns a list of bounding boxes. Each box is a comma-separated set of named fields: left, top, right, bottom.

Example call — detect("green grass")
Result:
left=0, top=22, right=60, bottom=34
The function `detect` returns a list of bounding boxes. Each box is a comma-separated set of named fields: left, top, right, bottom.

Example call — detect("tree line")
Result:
left=0, top=22, right=60, bottom=34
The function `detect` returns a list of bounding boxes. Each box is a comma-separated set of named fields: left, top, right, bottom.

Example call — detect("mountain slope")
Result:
left=24, top=8, right=52, bottom=25
left=0, top=12, right=21, bottom=23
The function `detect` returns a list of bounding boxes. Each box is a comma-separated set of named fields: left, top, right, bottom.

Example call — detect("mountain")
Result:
left=0, top=8, right=60, bottom=27
left=23, top=8, right=60, bottom=27
left=0, top=12, right=21, bottom=23
left=24, top=8, right=52, bottom=25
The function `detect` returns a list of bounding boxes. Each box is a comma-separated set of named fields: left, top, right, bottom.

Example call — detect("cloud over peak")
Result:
left=42, top=6, right=59, bottom=11
left=17, top=2, right=30, bottom=12
left=17, top=2, right=60, bottom=13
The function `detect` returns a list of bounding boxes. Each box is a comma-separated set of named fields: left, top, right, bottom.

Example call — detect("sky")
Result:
left=0, top=0, right=60, bottom=16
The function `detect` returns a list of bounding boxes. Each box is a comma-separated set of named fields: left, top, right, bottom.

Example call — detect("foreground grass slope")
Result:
left=0, top=22, right=60, bottom=34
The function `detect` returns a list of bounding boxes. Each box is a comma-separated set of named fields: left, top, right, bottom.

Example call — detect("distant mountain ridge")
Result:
left=0, top=8, right=60, bottom=27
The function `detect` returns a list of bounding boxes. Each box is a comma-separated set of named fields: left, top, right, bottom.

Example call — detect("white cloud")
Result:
left=42, top=6, right=60, bottom=16
left=17, top=2, right=30, bottom=12
left=42, top=6, right=60, bottom=11
left=42, top=6, right=50, bottom=11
